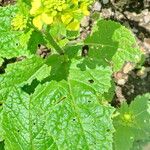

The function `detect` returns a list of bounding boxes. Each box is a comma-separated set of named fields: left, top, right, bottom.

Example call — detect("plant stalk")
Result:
left=44, top=28, right=64, bottom=55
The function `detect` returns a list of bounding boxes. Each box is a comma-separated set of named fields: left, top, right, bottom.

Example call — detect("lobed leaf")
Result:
left=84, top=20, right=142, bottom=72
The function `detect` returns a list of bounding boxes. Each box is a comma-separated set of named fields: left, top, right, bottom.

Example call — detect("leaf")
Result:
left=2, top=51, right=115, bottom=149
left=0, top=106, right=4, bottom=142
left=69, top=59, right=112, bottom=94
left=46, top=50, right=112, bottom=95
left=132, top=139, right=150, bottom=150
left=0, top=56, right=50, bottom=102
left=113, top=93, right=150, bottom=150
left=0, top=5, right=17, bottom=31
left=0, top=141, right=4, bottom=150
left=0, top=58, right=4, bottom=66
left=2, top=79, right=114, bottom=149
left=0, top=5, right=30, bottom=58
left=0, top=31, right=31, bottom=58
left=84, top=20, right=142, bottom=72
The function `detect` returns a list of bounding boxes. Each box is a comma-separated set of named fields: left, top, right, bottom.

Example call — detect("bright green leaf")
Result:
left=0, top=5, right=30, bottom=58
left=0, top=56, right=50, bottom=102
left=0, top=58, right=4, bottom=66
left=2, top=79, right=114, bottom=149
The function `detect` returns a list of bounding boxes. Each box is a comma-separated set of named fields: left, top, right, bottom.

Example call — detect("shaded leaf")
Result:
left=84, top=20, right=142, bottom=72
left=113, top=93, right=150, bottom=150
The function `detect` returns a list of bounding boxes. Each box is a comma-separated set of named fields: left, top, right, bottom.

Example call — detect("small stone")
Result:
left=142, top=9, right=149, bottom=15
left=93, top=1, right=101, bottom=11
left=80, top=16, right=90, bottom=27
left=123, top=62, right=134, bottom=74
left=144, top=15, right=150, bottom=24
left=117, top=79, right=126, bottom=85
left=114, top=72, right=123, bottom=80
left=102, top=8, right=112, bottom=18
left=144, top=38, right=150, bottom=51
left=102, top=0, right=109, bottom=4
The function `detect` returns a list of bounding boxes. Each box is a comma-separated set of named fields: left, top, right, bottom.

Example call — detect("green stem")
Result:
left=44, top=28, right=64, bottom=55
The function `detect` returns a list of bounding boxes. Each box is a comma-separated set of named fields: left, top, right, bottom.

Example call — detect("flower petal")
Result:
left=33, top=15, right=43, bottom=30
left=42, top=13, right=53, bottom=24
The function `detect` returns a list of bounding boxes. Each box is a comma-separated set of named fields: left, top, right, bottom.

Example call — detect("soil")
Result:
left=96, top=0, right=150, bottom=104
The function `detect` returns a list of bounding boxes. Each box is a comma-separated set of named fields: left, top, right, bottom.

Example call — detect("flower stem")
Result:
left=44, top=28, right=64, bottom=55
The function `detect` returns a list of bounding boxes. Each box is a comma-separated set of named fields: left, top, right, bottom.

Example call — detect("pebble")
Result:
left=123, top=62, right=134, bottom=74
left=81, top=16, right=90, bottom=27
left=142, top=9, right=149, bottom=15
left=144, top=38, right=150, bottom=51
left=117, top=79, right=126, bottom=85
left=144, top=15, right=150, bottom=24
left=93, top=1, right=102, bottom=11
left=101, top=8, right=113, bottom=18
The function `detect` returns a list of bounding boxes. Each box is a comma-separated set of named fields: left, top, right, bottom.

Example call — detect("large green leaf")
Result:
left=113, top=93, right=150, bottom=150
left=2, top=80, right=114, bottom=150
left=0, top=56, right=50, bottom=102
left=84, top=20, right=142, bottom=72
left=2, top=53, right=114, bottom=149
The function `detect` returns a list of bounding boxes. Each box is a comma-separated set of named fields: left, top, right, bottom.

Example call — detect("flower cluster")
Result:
left=11, top=14, right=27, bottom=30
left=30, top=0, right=94, bottom=31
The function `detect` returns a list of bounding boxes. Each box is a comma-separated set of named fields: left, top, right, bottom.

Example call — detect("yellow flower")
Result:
left=30, top=0, right=42, bottom=15
left=33, top=13, right=53, bottom=30
left=30, top=0, right=94, bottom=31
left=11, top=14, right=27, bottom=30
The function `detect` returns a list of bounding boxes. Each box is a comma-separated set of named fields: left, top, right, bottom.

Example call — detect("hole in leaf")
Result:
left=16, top=43, right=19, bottom=46
left=106, top=129, right=110, bottom=132
left=82, top=45, right=89, bottom=57
left=88, top=79, right=94, bottom=83
left=17, top=130, right=20, bottom=133
left=0, top=102, right=3, bottom=106
left=72, top=118, right=76, bottom=122
left=33, top=122, right=36, bottom=125
left=88, top=100, right=91, bottom=103
left=10, top=14, right=15, bottom=18
left=22, top=79, right=40, bottom=95
left=0, top=57, right=17, bottom=74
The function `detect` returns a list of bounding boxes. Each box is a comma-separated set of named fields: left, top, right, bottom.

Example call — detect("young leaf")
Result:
left=84, top=20, right=142, bottom=72
left=113, top=93, right=150, bottom=150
